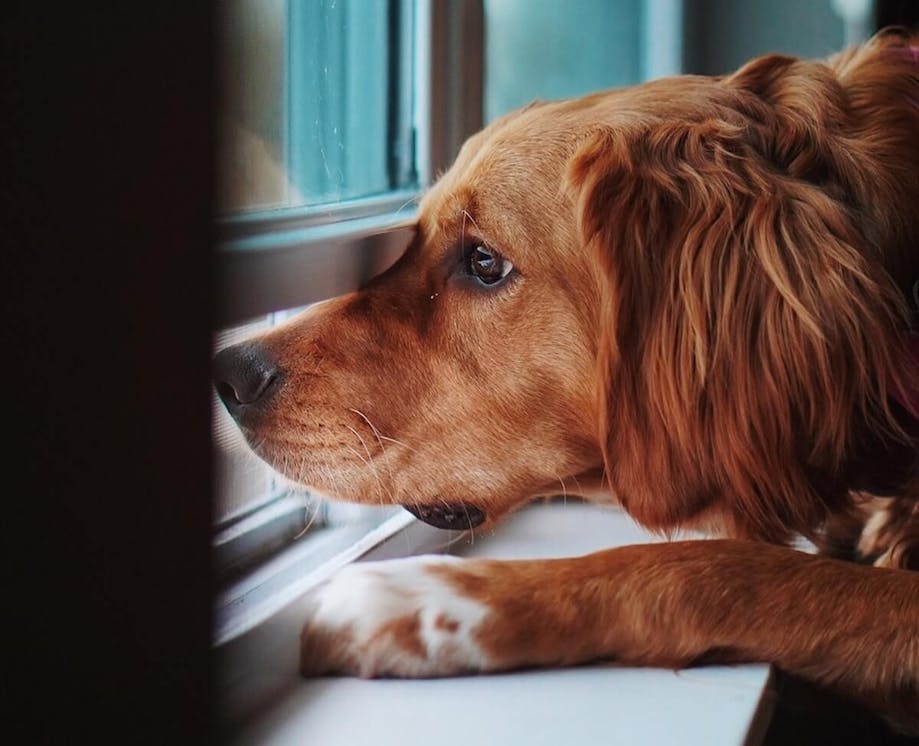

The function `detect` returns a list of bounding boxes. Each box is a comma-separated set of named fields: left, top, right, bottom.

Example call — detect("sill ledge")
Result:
left=218, top=502, right=774, bottom=746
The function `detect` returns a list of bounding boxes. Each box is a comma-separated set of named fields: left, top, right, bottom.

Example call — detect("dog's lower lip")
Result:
left=402, top=503, right=486, bottom=530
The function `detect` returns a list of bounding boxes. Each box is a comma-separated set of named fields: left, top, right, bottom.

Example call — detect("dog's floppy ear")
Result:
left=567, top=114, right=911, bottom=541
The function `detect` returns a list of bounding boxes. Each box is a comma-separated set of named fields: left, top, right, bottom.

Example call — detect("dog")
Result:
left=214, top=30, right=919, bottom=732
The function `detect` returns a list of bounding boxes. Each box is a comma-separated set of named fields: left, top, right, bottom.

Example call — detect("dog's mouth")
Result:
left=402, top=503, right=486, bottom=530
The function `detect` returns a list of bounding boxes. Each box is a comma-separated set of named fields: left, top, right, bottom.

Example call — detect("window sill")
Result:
left=216, top=506, right=414, bottom=645
left=217, top=502, right=774, bottom=745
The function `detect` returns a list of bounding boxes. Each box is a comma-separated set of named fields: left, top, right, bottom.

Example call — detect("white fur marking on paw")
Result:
left=307, top=554, right=491, bottom=676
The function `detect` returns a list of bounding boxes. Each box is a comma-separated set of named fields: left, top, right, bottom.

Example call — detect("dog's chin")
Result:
left=402, top=503, right=486, bottom=530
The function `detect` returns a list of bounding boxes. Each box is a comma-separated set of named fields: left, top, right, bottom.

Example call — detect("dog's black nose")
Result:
left=213, top=341, right=283, bottom=422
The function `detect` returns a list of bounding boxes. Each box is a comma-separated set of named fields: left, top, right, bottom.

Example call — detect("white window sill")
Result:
left=215, top=506, right=411, bottom=645
left=218, top=502, right=773, bottom=745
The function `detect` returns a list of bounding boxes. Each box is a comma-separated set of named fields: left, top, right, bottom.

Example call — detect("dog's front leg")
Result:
left=299, top=542, right=746, bottom=679
left=300, top=540, right=919, bottom=730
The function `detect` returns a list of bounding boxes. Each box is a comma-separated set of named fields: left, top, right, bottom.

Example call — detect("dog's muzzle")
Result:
left=403, top=503, right=486, bottom=530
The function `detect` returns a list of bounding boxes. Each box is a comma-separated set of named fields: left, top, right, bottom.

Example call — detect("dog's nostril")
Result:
left=218, top=371, right=278, bottom=406
left=216, top=380, right=244, bottom=406
left=212, top=341, right=283, bottom=417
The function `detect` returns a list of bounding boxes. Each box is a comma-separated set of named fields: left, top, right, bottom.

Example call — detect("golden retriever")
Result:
left=214, top=30, right=919, bottom=732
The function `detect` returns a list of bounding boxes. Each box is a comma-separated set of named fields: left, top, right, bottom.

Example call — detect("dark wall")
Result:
left=876, top=0, right=919, bottom=30
left=3, top=3, right=215, bottom=742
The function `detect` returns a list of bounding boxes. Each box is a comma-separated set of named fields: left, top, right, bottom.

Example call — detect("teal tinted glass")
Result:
left=218, top=0, right=416, bottom=214
left=483, top=0, right=845, bottom=125
left=484, top=0, right=644, bottom=122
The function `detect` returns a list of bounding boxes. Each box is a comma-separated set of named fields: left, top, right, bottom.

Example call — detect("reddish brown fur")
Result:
left=433, top=613, right=460, bottom=633
left=572, top=39, right=919, bottom=542
left=235, top=31, right=919, bottom=731
left=372, top=612, right=427, bottom=661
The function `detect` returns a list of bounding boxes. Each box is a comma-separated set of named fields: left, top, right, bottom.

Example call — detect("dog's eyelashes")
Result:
left=466, top=244, right=514, bottom=286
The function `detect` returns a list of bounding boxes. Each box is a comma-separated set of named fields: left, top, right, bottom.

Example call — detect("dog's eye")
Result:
left=466, top=245, right=513, bottom=286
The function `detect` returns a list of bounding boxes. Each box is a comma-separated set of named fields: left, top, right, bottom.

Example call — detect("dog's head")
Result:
left=215, top=32, right=919, bottom=537
left=214, top=100, right=605, bottom=530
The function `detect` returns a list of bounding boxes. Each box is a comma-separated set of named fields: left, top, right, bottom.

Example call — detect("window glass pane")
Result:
left=483, top=0, right=643, bottom=122
left=218, top=0, right=289, bottom=213
left=483, top=0, right=848, bottom=126
left=682, top=0, right=845, bottom=75
left=218, top=0, right=417, bottom=215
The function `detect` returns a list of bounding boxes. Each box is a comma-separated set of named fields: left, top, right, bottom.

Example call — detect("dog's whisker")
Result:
left=556, top=474, right=568, bottom=506
left=345, top=424, right=397, bottom=506
left=294, top=495, right=323, bottom=539
left=461, top=502, right=475, bottom=545
left=427, top=529, right=469, bottom=553
left=378, top=435, right=417, bottom=453
left=348, top=408, right=382, bottom=441
left=321, top=462, right=342, bottom=502
left=461, top=208, right=486, bottom=245
left=298, top=452, right=309, bottom=485
left=395, top=193, right=420, bottom=215
left=344, top=443, right=370, bottom=467
left=348, top=408, right=399, bottom=490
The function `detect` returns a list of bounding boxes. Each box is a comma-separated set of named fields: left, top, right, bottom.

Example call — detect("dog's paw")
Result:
left=300, top=555, right=494, bottom=678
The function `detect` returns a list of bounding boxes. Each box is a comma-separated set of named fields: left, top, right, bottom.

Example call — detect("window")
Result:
left=213, top=0, right=483, bottom=641
left=482, top=0, right=693, bottom=125
left=214, top=0, right=421, bottom=602
left=212, top=0, right=683, bottom=643
left=217, top=0, right=417, bottom=215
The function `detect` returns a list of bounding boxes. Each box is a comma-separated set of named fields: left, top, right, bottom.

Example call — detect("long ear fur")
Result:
left=569, top=34, right=919, bottom=542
